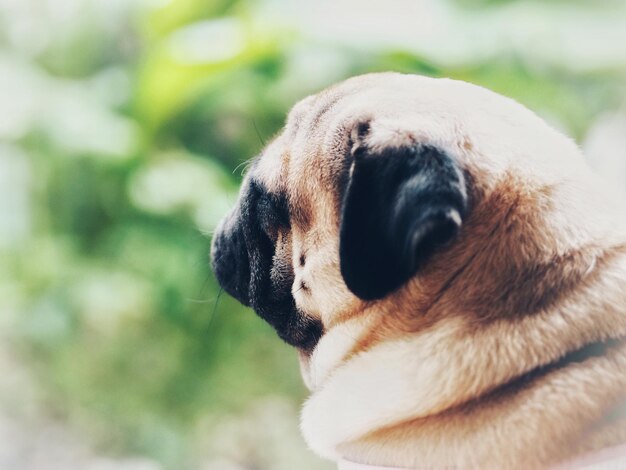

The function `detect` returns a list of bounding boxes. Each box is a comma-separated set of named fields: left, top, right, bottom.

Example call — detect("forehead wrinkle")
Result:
left=280, top=146, right=292, bottom=190
left=250, top=135, right=292, bottom=193
left=307, top=92, right=346, bottom=131
left=287, top=103, right=360, bottom=236
left=283, top=144, right=315, bottom=232
left=285, top=95, right=316, bottom=139
left=288, top=190, right=313, bottom=232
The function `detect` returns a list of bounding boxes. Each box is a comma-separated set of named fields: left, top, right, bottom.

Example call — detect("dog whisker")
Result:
left=204, top=287, right=224, bottom=336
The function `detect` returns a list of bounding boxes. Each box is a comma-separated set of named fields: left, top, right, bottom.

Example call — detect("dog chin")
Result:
left=298, top=350, right=314, bottom=391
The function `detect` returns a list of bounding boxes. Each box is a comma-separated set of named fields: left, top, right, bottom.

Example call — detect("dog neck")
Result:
left=337, top=460, right=403, bottom=470
left=300, top=248, right=626, bottom=466
left=337, top=443, right=626, bottom=469
left=326, top=335, right=626, bottom=469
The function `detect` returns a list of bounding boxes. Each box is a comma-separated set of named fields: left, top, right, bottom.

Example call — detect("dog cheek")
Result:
left=306, top=257, right=358, bottom=324
left=270, top=232, right=294, bottom=290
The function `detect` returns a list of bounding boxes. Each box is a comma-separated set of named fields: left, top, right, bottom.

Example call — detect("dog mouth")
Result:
left=211, top=179, right=323, bottom=351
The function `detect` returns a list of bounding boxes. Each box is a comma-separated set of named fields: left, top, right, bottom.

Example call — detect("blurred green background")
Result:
left=0, top=0, right=625, bottom=469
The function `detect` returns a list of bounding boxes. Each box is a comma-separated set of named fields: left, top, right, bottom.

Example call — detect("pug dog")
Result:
left=210, top=73, right=626, bottom=469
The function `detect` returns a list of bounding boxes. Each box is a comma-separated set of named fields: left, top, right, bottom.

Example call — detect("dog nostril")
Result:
left=299, top=254, right=306, bottom=267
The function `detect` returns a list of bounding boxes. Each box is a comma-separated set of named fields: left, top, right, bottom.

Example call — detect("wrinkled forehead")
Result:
left=248, top=123, right=348, bottom=230
left=248, top=72, right=530, bottom=196
left=250, top=74, right=404, bottom=192
left=244, top=71, right=583, bottom=237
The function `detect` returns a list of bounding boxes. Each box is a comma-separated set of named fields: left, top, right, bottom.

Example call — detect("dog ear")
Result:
left=339, top=126, right=468, bottom=300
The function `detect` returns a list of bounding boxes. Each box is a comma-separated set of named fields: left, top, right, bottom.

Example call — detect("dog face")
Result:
left=210, top=71, right=589, bottom=355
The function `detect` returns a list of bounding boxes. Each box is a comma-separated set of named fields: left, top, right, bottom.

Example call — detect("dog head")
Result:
left=211, top=73, right=626, bottom=467
left=210, top=72, right=590, bottom=357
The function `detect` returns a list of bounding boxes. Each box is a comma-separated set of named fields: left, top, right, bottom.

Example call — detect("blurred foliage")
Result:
left=0, top=0, right=625, bottom=469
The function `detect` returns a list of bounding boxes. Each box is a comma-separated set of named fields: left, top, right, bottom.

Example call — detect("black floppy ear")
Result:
left=339, top=131, right=468, bottom=300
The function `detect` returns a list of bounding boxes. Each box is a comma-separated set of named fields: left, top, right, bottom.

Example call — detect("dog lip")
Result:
left=274, top=309, right=323, bottom=351
left=210, top=217, right=251, bottom=306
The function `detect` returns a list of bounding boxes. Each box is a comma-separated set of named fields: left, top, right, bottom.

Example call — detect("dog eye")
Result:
left=258, top=193, right=290, bottom=240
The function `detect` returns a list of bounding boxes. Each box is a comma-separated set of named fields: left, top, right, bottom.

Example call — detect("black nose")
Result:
left=210, top=209, right=251, bottom=306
